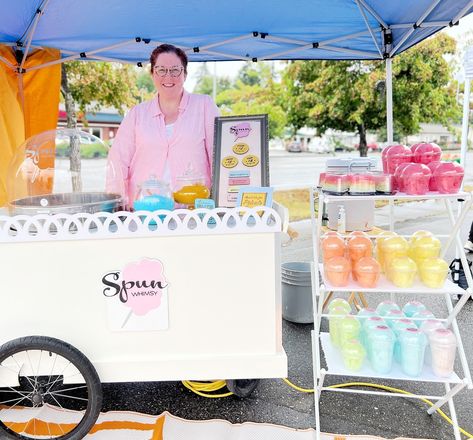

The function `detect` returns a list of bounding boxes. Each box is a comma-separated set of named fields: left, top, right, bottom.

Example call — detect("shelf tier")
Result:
left=317, top=190, right=471, bottom=203
left=319, top=333, right=461, bottom=384
left=318, top=264, right=467, bottom=295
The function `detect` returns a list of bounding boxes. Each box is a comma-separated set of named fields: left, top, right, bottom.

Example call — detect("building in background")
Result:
left=58, top=104, right=123, bottom=142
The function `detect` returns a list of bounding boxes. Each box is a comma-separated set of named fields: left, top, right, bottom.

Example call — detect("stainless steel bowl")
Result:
left=9, top=192, right=123, bottom=216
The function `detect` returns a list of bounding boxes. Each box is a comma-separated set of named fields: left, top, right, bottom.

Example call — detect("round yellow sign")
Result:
left=242, top=154, right=259, bottom=167
left=222, top=156, right=238, bottom=168
left=232, top=143, right=250, bottom=155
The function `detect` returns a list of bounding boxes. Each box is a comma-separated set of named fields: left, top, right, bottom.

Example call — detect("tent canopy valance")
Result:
left=0, top=0, right=472, bottom=72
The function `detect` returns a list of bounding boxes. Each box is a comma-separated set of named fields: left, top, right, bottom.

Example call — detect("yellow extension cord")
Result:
left=182, top=379, right=473, bottom=439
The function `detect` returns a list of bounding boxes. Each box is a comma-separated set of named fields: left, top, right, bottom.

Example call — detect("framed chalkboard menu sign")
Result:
left=211, top=114, right=269, bottom=208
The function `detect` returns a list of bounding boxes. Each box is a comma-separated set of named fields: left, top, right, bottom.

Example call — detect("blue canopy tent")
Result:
left=0, top=0, right=472, bottom=143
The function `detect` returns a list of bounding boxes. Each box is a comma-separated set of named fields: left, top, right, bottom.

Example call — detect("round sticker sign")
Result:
left=222, top=156, right=238, bottom=168
left=242, top=154, right=259, bottom=167
left=232, top=143, right=250, bottom=155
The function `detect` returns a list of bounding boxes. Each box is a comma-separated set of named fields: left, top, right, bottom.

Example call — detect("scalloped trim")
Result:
left=0, top=207, right=281, bottom=242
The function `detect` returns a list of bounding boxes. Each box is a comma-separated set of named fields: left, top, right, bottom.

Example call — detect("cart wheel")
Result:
left=0, top=336, right=102, bottom=440
left=226, top=379, right=260, bottom=398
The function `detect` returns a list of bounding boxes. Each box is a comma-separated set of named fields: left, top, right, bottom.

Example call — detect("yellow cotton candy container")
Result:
left=173, top=164, right=210, bottom=208
left=408, top=230, right=434, bottom=258
left=410, top=236, right=441, bottom=265
left=418, top=258, right=449, bottom=288
left=375, top=231, right=397, bottom=272
left=380, top=235, right=409, bottom=273
left=387, top=256, right=417, bottom=288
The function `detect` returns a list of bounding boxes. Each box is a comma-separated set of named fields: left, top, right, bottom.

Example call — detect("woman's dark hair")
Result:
left=150, top=44, right=188, bottom=74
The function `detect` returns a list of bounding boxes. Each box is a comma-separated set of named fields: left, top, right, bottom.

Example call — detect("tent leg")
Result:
left=386, top=57, right=393, bottom=144
left=460, top=78, right=471, bottom=172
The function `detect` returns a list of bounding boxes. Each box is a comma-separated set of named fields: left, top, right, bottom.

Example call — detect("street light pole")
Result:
left=386, top=57, right=393, bottom=144
left=460, top=47, right=473, bottom=169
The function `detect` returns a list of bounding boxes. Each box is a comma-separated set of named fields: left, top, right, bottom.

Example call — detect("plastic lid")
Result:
left=429, top=328, right=456, bottom=346
left=328, top=298, right=351, bottom=312
left=400, top=327, right=427, bottom=345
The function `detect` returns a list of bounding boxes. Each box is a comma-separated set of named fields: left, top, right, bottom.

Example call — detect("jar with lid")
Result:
left=173, top=164, right=210, bottom=208
left=133, top=175, right=175, bottom=212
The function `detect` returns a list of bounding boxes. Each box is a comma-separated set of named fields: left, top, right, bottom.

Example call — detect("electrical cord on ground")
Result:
left=283, top=378, right=473, bottom=439
left=181, top=380, right=233, bottom=398
left=182, top=378, right=472, bottom=438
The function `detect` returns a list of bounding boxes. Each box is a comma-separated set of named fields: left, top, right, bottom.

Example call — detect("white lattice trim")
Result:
left=0, top=207, right=282, bottom=242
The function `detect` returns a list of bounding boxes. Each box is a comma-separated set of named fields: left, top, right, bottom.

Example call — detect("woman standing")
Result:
left=107, top=44, right=219, bottom=207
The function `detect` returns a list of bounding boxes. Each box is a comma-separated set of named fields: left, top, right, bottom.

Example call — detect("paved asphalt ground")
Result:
left=99, top=198, right=473, bottom=440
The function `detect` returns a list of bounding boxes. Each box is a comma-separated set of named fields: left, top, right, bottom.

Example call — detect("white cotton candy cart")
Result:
left=0, top=206, right=288, bottom=440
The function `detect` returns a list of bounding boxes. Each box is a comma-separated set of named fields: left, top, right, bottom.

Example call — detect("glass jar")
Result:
left=173, top=165, right=210, bottom=209
left=133, top=176, right=174, bottom=212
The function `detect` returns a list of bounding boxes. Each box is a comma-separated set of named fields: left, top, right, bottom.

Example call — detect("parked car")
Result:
left=287, top=141, right=302, bottom=153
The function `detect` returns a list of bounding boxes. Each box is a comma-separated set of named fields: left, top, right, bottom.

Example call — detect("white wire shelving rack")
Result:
left=309, top=188, right=473, bottom=440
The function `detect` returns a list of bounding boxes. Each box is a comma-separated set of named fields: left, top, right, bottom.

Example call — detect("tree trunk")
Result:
left=60, top=64, right=82, bottom=192
left=358, top=123, right=368, bottom=157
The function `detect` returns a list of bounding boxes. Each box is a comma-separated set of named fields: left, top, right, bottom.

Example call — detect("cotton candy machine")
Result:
left=6, top=128, right=125, bottom=216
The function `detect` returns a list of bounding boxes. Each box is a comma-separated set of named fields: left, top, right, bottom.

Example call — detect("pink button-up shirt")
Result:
left=107, top=90, right=219, bottom=205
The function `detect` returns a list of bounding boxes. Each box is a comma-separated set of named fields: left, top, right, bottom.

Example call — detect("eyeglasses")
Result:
left=153, top=66, right=184, bottom=77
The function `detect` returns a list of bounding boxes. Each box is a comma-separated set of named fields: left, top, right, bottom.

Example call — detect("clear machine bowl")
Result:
left=6, top=128, right=125, bottom=215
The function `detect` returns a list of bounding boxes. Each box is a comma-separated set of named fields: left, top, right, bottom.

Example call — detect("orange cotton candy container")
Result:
left=348, top=235, right=373, bottom=264
left=321, top=235, right=346, bottom=264
left=324, top=256, right=351, bottom=287
left=354, top=257, right=381, bottom=288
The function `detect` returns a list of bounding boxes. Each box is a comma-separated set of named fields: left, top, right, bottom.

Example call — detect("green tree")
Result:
left=282, top=34, right=461, bottom=156
left=215, top=62, right=287, bottom=139
left=136, top=69, right=156, bottom=100
left=237, top=62, right=273, bottom=86
left=61, top=61, right=141, bottom=191
left=193, top=63, right=232, bottom=96
left=63, top=61, right=140, bottom=116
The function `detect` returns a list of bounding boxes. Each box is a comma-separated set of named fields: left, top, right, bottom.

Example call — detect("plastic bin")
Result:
left=281, top=262, right=313, bottom=324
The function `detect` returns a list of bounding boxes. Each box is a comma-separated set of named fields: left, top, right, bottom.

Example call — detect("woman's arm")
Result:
left=203, top=95, right=220, bottom=175
left=106, top=107, right=137, bottom=207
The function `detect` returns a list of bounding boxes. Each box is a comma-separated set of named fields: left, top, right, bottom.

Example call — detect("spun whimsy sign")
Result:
left=102, top=258, right=169, bottom=331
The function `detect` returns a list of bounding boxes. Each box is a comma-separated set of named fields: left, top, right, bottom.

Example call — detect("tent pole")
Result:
left=0, top=56, right=15, bottom=70
left=355, top=0, right=383, bottom=58
left=386, top=57, right=393, bottom=143
left=390, top=0, right=441, bottom=57
left=20, top=0, right=51, bottom=70
left=460, top=78, right=470, bottom=171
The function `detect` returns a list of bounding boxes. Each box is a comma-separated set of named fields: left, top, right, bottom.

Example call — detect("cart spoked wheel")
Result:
left=226, top=379, right=260, bottom=398
left=0, top=336, right=102, bottom=440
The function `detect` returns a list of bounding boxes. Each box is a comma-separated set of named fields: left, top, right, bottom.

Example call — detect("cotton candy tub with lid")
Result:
left=382, top=144, right=412, bottom=174
left=6, top=128, right=125, bottom=215
left=411, top=142, right=442, bottom=165
left=133, top=176, right=174, bottom=212
left=431, top=162, right=464, bottom=194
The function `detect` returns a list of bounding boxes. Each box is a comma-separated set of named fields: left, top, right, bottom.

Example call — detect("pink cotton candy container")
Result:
left=393, top=162, right=412, bottom=192
left=410, top=142, right=425, bottom=155
left=412, top=143, right=442, bottom=165
left=400, top=163, right=431, bottom=195
left=427, top=161, right=442, bottom=191
left=384, top=144, right=412, bottom=174
left=381, top=145, right=394, bottom=173
left=432, top=162, right=464, bottom=194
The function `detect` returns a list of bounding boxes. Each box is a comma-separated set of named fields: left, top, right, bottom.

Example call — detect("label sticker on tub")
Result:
left=101, top=258, right=169, bottom=332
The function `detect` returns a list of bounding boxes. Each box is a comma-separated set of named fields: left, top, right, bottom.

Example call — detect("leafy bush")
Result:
left=55, top=142, right=109, bottom=158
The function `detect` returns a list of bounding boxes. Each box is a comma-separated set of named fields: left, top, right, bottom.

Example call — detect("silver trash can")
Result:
left=281, top=262, right=313, bottom=324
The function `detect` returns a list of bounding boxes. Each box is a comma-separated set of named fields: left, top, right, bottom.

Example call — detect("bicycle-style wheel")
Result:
left=0, top=336, right=102, bottom=440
